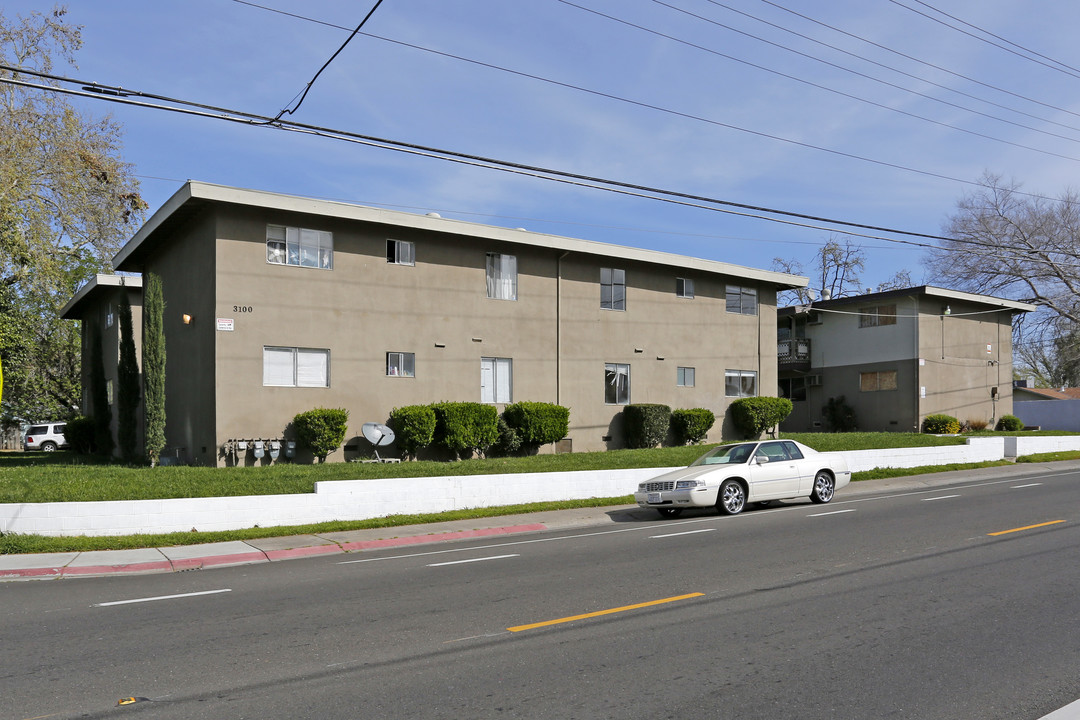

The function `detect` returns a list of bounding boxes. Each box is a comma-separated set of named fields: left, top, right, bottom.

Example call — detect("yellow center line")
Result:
left=507, top=592, right=705, bottom=632
left=988, top=520, right=1065, bottom=536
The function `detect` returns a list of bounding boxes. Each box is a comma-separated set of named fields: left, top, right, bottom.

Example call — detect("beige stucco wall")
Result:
left=181, top=205, right=783, bottom=464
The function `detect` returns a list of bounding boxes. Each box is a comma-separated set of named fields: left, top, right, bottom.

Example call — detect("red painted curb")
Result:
left=0, top=566, right=64, bottom=579
left=338, top=523, right=548, bottom=552
left=264, top=544, right=343, bottom=561
left=62, top=560, right=173, bottom=576
left=170, top=551, right=269, bottom=570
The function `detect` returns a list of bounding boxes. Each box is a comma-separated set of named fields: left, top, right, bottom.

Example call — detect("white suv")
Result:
left=23, top=423, right=68, bottom=452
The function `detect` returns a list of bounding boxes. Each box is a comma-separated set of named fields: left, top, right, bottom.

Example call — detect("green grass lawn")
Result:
left=0, top=431, right=1072, bottom=555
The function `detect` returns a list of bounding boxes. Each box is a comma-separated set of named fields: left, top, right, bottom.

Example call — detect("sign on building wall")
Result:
left=217, top=318, right=234, bottom=332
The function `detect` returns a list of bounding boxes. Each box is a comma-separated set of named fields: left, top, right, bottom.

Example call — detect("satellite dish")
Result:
left=362, top=422, right=395, bottom=447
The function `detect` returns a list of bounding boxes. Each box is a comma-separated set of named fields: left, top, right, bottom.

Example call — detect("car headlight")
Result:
left=638, top=483, right=649, bottom=491
left=675, top=479, right=705, bottom=490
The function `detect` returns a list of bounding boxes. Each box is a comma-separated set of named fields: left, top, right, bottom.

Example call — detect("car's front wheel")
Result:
left=40, top=441, right=57, bottom=452
left=655, top=507, right=683, bottom=519
left=717, top=479, right=746, bottom=515
left=810, top=471, right=835, bottom=504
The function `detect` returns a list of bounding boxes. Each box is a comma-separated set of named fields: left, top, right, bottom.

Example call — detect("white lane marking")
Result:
left=649, top=528, right=717, bottom=539
left=922, top=494, right=962, bottom=501
left=427, top=554, right=519, bottom=567
left=1011, top=483, right=1043, bottom=489
left=807, top=509, right=856, bottom=517
left=94, top=589, right=231, bottom=607
left=1038, top=696, right=1080, bottom=719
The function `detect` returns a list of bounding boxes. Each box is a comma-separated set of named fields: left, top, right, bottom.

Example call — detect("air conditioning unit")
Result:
left=805, top=374, right=823, bottom=386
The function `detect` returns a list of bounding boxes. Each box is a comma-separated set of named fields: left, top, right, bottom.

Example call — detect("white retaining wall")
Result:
left=5, top=436, right=1080, bottom=537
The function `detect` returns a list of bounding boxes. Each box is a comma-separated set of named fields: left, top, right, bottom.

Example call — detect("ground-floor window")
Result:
left=605, top=363, right=631, bottom=404
left=725, top=369, right=757, bottom=397
left=264, top=346, right=330, bottom=387
left=778, top=377, right=807, bottom=401
left=387, top=352, right=415, bottom=377
left=677, top=366, right=695, bottom=387
left=860, top=370, right=898, bottom=391
left=481, top=357, right=513, bottom=403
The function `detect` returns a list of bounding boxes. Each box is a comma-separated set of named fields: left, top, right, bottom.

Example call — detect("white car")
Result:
left=635, top=440, right=851, bottom=518
left=23, top=422, right=68, bottom=452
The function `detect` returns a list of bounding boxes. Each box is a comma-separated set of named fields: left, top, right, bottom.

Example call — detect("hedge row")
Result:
left=389, top=401, right=570, bottom=460
left=623, top=404, right=717, bottom=448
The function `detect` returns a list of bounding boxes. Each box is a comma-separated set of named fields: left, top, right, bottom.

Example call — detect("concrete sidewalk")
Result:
left=3, top=461, right=1076, bottom=581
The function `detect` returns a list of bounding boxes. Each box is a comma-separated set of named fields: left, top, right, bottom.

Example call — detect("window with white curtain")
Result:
left=266, top=225, right=333, bottom=269
left=725, top=369, right=757, bottom=397
left=486, top=253, right=517, bottom=300
left=263, top=347, right=330, bottom=387
left=601, top=268, right=626, bottom=310
left=386, top=352, right=415, bottom=377
left=480, top=357, right=513, bottom=403
left=605, top=362, right=631, bottom=404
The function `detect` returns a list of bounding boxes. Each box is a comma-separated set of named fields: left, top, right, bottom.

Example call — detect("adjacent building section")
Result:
left=778, top=286, right=1035, bottom=432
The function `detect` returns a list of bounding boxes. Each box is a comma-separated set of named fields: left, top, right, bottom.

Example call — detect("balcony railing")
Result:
left=778, top=338, right=811, bottom=367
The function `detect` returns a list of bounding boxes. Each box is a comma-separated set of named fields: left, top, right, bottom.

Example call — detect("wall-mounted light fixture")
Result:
left=182, top=313, right=193, bottom=325
left=942, top=306, right=951, bottom=316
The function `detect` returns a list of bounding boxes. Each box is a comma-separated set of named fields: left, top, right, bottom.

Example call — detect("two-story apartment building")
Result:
left=777, top=286, right=1035, bottom=432
left=64, top=181, right=805, bottom=465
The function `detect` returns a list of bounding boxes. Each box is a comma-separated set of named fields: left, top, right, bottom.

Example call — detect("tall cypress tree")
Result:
left=117, top=293, right=139, bottom=462
left=89, top=330, right=113, bottom=455
left=143, top=273, right=166, bottom=466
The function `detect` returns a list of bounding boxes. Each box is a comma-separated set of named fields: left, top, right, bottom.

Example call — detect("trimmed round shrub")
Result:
left=921, top=414, right=960, bottom=434
left=432, top=401, right=499, bottom=459
left=624, top=404, right=671, bottom=449
left=293, top=407, right=350, bottom=462
left=502, top=401, right=569, bottom=447
left=64, top=416, right=96, bottom=455
left=388, top=404, right=437, bottom=460
left=995, top=414, right=1024, bottom=432
left=487, top=416, right=522, bottom=457
left=671, top=408, right=715, bottom=445
left=730, top=397, right=793, bottom=438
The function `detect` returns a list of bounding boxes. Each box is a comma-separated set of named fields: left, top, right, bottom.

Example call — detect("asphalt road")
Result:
left=4, top=466, right=1080, bottom=720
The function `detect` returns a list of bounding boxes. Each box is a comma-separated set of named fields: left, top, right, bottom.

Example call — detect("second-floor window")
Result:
left=726, top=285, right=757, bottom=315
left=676, top=277, right=694, bottom=298
left=267, top=225, right=333, bottom=269
left=387, top=239, right=415, bottom=265
left=859, top=304, right=897, bottom=327
left=601, top=268, right=626, bottom=310
left=486, top=253, right=517, bottom=300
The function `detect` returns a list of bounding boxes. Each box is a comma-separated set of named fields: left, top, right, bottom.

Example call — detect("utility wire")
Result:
left=907, top=0, right=1080, bottom=76
left=271, top=0, right=384, bottom=120
left=886, top=0, right=1080, bottom=81
left=702, top=0, right=1080, bottom=137
left=758, top=0, right=1080, bottom=124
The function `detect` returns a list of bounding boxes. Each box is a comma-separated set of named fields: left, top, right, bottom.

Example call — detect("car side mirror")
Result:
left=755, top=455, right=769, bottom=464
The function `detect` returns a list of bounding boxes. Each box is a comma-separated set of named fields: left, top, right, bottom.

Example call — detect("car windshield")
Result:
left=690, top=443, right=757, bottom=466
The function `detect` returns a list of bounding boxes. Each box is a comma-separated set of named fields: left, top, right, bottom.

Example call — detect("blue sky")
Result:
left=10, top=0, right=1080, bottom=292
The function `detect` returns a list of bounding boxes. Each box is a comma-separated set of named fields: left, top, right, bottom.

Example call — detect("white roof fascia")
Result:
left=60, top=274, right=143, bottom=319
left=113, top=181, right=807, bottom=289
left=921, top=286, right=1036, bottom=313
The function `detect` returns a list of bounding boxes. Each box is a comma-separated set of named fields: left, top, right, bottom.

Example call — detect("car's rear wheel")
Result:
left=810, top=471, right=835, bottom=504
left=717, top=479, right=746, bottom=515
left=655, top=507, right=683, bottom=519
left=40, top=441, right=57, bottom=452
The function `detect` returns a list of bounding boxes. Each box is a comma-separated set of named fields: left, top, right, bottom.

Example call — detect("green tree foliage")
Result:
left=730, top=397, right=793, bottom=438
left=388, top=404, right=436, bottom=460
left=64, top=414, right=94, bottom=454
left=0, top=7, right=145, bottom=424
left=88, top=331, right=113, bottom=455
left=293, top=407, right=349, bottom=463
left=995, top=414, right=1024, bottom=432
left=670, top=408, right=715, bottom=445
left=623, top=404, right=671, bottom=449
left=823, top=395, right=858, bottom=432
left=117, top=294, right=139, bottom=461
left=143, top=273, right=165, bottom=466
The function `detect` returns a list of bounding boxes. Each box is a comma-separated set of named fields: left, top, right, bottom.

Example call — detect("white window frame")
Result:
left=601, top=267, right=626, bottom=311
left=263, top=346, right=330, bottom=387
left=605, top=362, right=631, bottom=404
left=676, top=277, right=694, bottom=299
left=386, top=351, right=415, bottom=378
left=725, top=285, right=758, bottom=315
left=725, top=369, right=758, bottom=397
left=486, top=253, right=517, bottom=300
left=266, top=224, right=333, bottom=269
left=677, top=366, right=695, bottom=387
left=387, top=239, right=415, bottom=266
left=480, top=357, right=513, bottom=404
